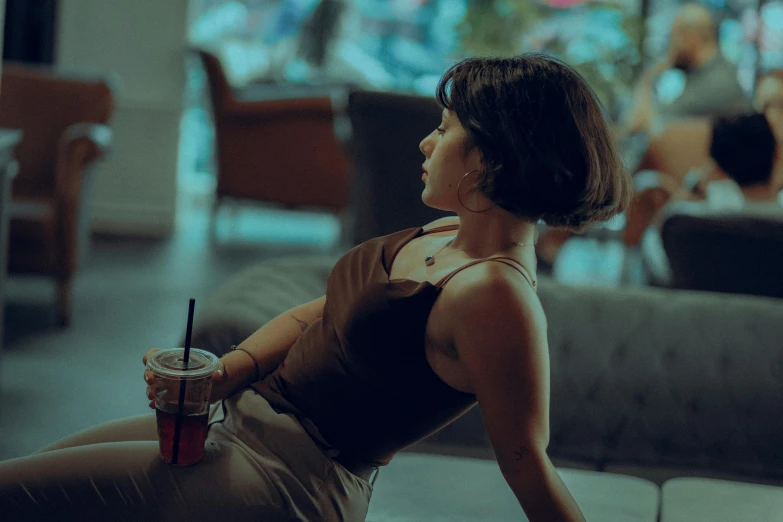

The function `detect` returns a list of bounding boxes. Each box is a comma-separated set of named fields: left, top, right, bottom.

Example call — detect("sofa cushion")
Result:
left=539, top=281, right=783, bottom=480
left=605, top=463, right=783, bottom=488
left=661, top=477, right=783, bottom=521
left=366, top=453, right=659, bottom=522
left=190, top=255, right=339, bottom=357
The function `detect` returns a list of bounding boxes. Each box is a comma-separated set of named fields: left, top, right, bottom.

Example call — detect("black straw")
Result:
left=172, top=298, right=196, bottom=465
left=183, top=298, right=195, bottom=363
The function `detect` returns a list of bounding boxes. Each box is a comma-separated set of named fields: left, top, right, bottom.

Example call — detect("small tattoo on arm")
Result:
left=514, top=446, right=530, bottom=461
left=290, top=314, right=309, bottom=333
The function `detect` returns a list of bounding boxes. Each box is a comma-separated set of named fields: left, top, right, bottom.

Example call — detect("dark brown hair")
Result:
left=436, top=54, right=632, bottom=231
left=711, top=113, right=776, bottom=187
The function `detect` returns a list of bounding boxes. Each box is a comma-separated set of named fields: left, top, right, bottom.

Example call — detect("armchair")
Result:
left=0, top=62, right=114, bottom=326
left=193, top=48, right=351, bottom=216
left=660, top=202, right=783, bottom=297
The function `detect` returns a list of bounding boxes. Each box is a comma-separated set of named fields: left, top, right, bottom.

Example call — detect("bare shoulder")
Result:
left=437, top=262, right=545, bottom=332
left=422, top=216, right=460, bottom=232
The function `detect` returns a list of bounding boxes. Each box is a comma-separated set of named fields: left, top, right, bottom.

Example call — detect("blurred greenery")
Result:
left=455, top=0, right=643, bottom=117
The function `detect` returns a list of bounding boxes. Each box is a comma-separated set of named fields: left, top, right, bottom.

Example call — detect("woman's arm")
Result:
left=441, top=265, right=586, bottom=522
left=620, top=61, right=671, bottom=136
left=218, top=295, right=326, bottom=397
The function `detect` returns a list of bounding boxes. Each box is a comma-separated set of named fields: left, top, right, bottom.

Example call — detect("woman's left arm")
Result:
left=445, top=271, right=586, bottom=522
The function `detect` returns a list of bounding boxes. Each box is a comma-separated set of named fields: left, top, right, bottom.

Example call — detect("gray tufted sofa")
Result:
left=190, top=256, right=783, bottom=521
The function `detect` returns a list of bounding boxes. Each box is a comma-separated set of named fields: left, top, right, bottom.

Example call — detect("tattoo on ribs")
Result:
left=514, top=446, right=530, bottom=461
left=291, top=314, right=309, bottom=332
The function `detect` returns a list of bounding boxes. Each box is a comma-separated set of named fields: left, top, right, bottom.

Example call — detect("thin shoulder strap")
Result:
left=436, top=256, right=537, bottom=291
left=421, top=224, right=459, bottom=235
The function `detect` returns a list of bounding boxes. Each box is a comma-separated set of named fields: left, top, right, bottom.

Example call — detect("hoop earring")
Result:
left=457, top=170, right=495, bottom=213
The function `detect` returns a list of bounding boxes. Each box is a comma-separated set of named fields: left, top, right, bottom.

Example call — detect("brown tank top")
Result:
left=252, top=225, right=535, bottom=467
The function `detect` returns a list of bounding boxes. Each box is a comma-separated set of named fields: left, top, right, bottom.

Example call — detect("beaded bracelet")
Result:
left=231, top=345, right=260, bottom=382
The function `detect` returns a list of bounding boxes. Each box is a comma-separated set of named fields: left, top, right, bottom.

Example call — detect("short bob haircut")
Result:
left=436, top=54, right=632, bottom=231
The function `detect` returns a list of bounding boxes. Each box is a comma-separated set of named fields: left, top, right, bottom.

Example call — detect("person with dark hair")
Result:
left=667, top=112, right=781, bottom=208
left=641, top=112, right=781, bottom=284
left=0, top=54, right=631, bottom=521
left=707, top=112, right=780, bottom=202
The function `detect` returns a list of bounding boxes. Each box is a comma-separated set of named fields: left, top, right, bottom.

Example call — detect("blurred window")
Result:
left=187, top=0, right=642, bottom=104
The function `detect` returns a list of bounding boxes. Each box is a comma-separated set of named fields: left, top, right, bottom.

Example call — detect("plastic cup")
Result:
left=146, top=348, right=219, bottom=466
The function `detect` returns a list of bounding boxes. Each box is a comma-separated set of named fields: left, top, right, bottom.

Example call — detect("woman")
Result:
left=0, top=54, right=631, bottom=521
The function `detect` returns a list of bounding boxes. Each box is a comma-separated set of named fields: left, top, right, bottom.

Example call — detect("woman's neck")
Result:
left=448, top=209, right=537, bottom=258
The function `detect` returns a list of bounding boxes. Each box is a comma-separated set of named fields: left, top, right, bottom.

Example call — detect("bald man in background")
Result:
left=621, top=3, right=751, bottom=136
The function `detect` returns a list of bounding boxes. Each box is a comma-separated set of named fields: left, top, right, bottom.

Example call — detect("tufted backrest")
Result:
left=538, top=280, right=783, bottom=482
left=191, top=257, right=783, bottom=484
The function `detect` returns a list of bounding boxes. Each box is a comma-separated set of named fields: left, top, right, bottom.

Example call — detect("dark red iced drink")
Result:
left=147, top=348, right=219, bottom=467
left=156, top=409, right=210, bottom=466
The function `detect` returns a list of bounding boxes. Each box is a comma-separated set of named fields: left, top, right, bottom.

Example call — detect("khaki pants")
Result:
left=0, top=389, right=374, bottom=521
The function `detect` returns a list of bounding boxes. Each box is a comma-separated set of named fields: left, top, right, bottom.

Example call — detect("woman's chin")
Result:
left=421, top=193, right=454, bottom=212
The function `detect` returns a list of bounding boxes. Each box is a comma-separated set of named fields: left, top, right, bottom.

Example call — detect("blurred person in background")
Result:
left=641, top=111, right=781, bottom=284
left=619, top=3, right=750, bottom=138
left=683, top=112, right=781, bottom=208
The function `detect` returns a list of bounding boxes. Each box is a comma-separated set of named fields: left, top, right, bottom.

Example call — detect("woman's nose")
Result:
left=419, top=133, right=433, bottom=156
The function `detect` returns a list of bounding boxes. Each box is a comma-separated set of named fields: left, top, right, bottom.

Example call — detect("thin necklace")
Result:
left=424, top=238, right=531, bottom=267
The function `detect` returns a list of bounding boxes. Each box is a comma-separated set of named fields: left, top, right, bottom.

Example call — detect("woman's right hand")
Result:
left=142, top=348, right=163, bottom=409
left=142, top=348, right=232, bottom=409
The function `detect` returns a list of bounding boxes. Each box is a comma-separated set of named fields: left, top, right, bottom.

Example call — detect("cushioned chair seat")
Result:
left=366, top=452, right=660, bottom=522
left=661, top=477, right=783, bottom=521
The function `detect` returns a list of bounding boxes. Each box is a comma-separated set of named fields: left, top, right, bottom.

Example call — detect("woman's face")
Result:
left=419, top=109, right=482, bottom=211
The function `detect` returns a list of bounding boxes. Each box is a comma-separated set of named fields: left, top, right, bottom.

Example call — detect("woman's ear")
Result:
left=463, top=142, right=483, bottom=173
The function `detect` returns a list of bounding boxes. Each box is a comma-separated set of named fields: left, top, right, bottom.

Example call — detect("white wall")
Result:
left=56, top=0, right=188, bottom=236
